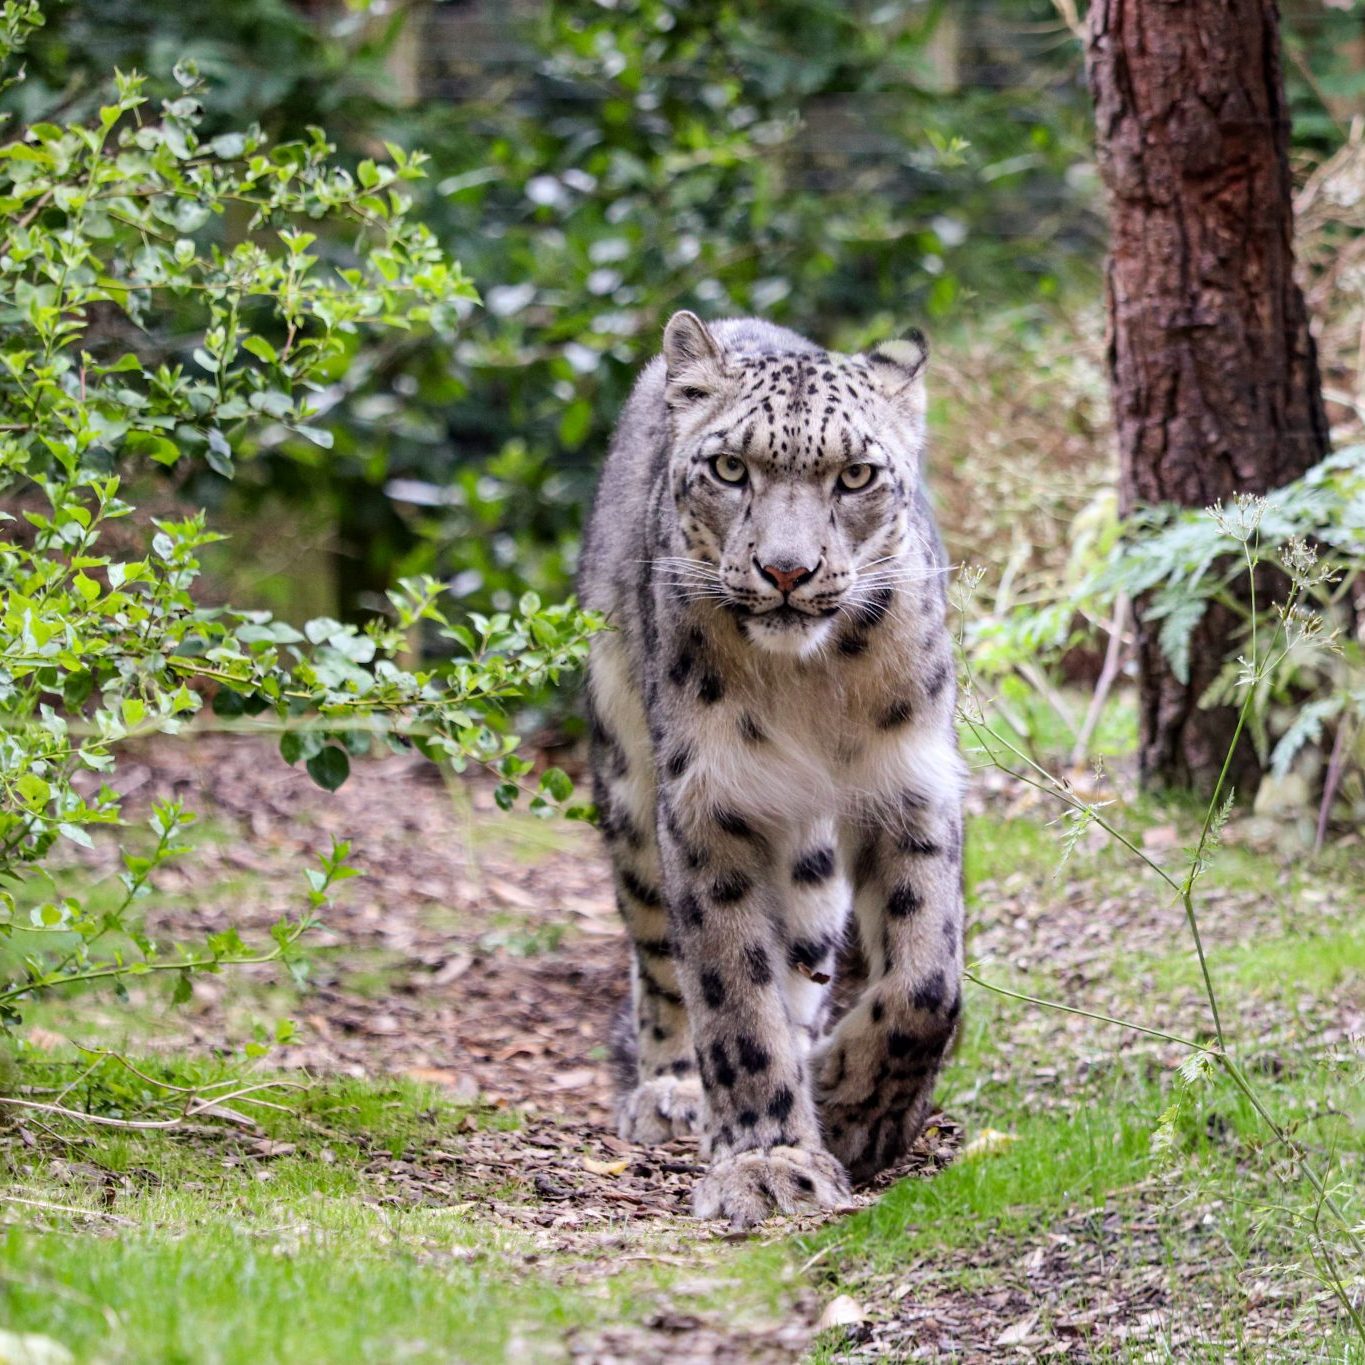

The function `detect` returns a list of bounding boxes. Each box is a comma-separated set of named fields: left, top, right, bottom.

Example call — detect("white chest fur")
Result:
left=672, top=688, right=964, bottom=836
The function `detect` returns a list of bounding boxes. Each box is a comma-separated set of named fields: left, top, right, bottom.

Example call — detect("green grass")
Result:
left=959, top=680, right=1139, bottom=766
left=5, top=785, right=1364, bottom=1361
left=836, top=1088, right=1156, bottom=1268
left=4, top=1163, right=598, bottom=1364
left=814, top=805, right=1365, bottom=1359
left=963, top=810, right=1060, bottom=893
left=0, top=1067, right=796, bottom=1365
left=804, top=1012, right=1364, bottom=1357
left=1132, top=920, right=1365, bottom=1001
left=453, top=788, right=591, bottom=863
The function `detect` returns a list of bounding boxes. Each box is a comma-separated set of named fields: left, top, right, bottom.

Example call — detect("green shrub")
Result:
left=0, top=2, right=598, bottom=1033
left=967, top=447, right=1365, bottom=814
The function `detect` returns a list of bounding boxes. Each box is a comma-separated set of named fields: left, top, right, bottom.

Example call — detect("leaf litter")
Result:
left=14, top=735, right=1364, bottom=1362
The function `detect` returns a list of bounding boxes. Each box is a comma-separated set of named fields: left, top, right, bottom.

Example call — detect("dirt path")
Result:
left=37, top=735, right=1363, bottom=1361
left=52, top=735, right=959, bottom=1359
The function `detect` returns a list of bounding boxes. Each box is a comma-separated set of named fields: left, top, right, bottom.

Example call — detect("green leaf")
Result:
left=205, top=428, right=234, bottom=479
left=241, top=335, right=278, bottom=365
left=126, top=432, right=181, bottom=466
left=306, top=745, right=351, bottom=792
left=294, top=425, right=333, bottom=449
left=558, top=399, right=593, bottom=451
left=209, top=132, right=247, bottom=159
left=1155, top=597, right=1207, bottom=687
left=212, top=688, right=248, bottom=718
left=280, top=730, right=322, bottom=765
left=63, top=671, right=93, bottom=708
left=539, top=767, right=573, bottom=802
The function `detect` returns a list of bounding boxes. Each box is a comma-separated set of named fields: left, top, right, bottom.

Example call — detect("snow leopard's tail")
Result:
left=608, top=995, right=637, bottom=1098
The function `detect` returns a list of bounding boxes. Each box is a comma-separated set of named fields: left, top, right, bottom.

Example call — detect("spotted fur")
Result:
left=579, top=312, right=965, bottom=1228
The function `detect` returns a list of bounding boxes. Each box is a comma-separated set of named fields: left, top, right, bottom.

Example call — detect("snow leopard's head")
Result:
left=661, top=310, right=929, bottom=658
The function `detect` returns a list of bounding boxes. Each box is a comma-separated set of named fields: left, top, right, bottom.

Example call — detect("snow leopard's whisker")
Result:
left=642, top=556, right=724, bottom=575
left=652, top=566, right=726, bottom=582
left=850, top=572, right=955, bottom=591
left=655, top=577, right=726, bottom=592
left=654, top=575, right=726, bottom=590
left=658, top=580, right=730, bottom=598
left=843, top=581, right=936, bottom=600
left=855, top=562, right=958, bottom=581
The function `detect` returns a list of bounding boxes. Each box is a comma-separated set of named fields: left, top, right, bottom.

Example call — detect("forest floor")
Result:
left=3, top=733, right=1363, bottom=1363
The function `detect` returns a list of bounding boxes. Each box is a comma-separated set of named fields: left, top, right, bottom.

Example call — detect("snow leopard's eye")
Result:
left=710, top=454, right=749, bottom=486
left=837, top=463, right=876, bottom=492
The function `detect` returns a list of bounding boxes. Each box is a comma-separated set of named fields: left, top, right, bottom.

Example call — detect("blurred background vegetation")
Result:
left=9, top=0, right=1365, bottom=747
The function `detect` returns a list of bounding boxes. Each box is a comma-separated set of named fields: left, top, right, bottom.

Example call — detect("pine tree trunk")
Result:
left=1085, top=0, right=1330, bottom=794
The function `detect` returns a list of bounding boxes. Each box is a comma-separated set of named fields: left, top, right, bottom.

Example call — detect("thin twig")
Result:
left=1315, top=716, right=1349, bottom=854
left=3, top=1077, right=305, bottom=1132
left=1071, top=591, right=1129, bottom=767
left=964, top=969, right=1213, bottom=1053
left=0, top=1193, right=135, bottom=1226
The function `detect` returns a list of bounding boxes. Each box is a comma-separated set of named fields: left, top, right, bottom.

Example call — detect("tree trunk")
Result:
left=1086, top=0, right=1330, bottom=794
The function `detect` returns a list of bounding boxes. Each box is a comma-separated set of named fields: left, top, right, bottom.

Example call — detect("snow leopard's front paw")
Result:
left=616, top=1075, right=705, bottom=1145
left=692, top=1145, right=851, bottom=1230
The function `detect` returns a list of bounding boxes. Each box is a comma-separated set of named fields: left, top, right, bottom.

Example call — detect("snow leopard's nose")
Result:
left=756, top=558, right=817, bottom=594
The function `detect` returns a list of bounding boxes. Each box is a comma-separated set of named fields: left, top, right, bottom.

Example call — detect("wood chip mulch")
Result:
left=22, top=734, right=1363, bottom=1363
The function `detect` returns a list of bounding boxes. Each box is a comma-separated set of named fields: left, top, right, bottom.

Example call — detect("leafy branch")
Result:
left=0, top=5, right=600, bottom=1035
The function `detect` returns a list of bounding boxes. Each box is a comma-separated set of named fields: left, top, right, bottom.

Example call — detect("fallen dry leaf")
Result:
left=550, top=1067, right=597, bottom=1090
left=403, top=1066, right=462, bottom=1086
left=582, top=1156, right=630, bottom=1177
left=997, top=1311, right=1040, bottom=1346
left=815, top=1295, right=865, bottom=1331
left=249, top=1139, right=297, bottom=1158
left=959, top=1127, right=1021, bottom=1162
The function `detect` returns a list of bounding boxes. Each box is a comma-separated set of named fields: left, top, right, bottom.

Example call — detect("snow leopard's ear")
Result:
left=662, top=310, right=727, bottom=407
left=867, top=329, right=928, bottom=415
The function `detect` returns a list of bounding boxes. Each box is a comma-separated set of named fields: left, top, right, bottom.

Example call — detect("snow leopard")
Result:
left=578, top=311, right=965, bottom=1229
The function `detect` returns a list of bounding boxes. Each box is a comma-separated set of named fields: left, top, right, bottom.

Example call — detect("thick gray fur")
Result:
left=579, top=313, right=965, bottom=1229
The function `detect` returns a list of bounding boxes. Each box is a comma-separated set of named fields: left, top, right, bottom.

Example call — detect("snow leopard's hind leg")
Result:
left=589, top=635, right=703, bottom=1144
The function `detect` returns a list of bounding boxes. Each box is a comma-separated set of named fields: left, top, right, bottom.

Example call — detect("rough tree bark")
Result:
left=1086, top=0, right=1330, bottom=793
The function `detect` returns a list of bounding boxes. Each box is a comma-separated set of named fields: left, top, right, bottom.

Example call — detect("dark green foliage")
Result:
left=9, top=0, right=1104, bottom=620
